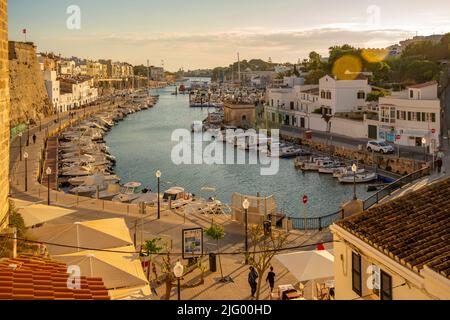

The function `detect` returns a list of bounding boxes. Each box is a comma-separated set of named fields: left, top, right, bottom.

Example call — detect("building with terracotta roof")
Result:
left=0, top=255, right=110, bottom=300
left=330, top=177, right=450, bottom=300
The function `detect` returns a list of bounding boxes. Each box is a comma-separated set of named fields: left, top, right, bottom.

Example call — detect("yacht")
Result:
left=338, top=172, right=378, bottom=184
left=112, top=182, right=142, bottom=203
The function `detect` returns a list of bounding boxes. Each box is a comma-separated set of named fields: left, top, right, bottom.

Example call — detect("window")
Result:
left=326, top=91, right=332, bottom=99
left=321, top=90, right=325, bottom=99
left=352, top=252, right=362, bottom=296
left=271, top=113, right=275, bottom=122
left=271, top=99, right=273, bottom=107
left=416, top=112, right=421, bottom=122
left=421, top=112, right=426, bottom=122
left=410, top=90, right=414, bottom=99
left=357, top=91, right=365, bottom=99
left=431, top=113, right=436, bottom=123
left=290, top=101, right=295, bottom=110
left=408, top=112, right=412, bottom=121
left=380, top=271, right=392, bottom=300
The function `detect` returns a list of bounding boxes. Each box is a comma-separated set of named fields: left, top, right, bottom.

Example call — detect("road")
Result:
left=280, top=125, right=433, bottom=162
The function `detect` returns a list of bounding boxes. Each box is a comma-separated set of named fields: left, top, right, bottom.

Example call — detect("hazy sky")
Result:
left=8, top=0, right=450, bottom=71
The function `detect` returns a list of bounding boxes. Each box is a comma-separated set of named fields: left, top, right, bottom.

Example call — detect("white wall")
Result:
left=331, top=117, right=367, bottom=138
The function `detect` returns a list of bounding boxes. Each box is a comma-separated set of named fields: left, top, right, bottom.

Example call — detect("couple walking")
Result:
left=248, top=266, right=276, bottom=299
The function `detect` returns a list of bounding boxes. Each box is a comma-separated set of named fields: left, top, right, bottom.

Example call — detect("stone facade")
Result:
left=0, top=0, right=9, bottom=230
left=9, top=41, right=52, bottom=127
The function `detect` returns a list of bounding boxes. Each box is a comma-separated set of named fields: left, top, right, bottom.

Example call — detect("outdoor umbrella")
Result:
left=12, top=199, right=76, bottom=228
left=53, top=246, right=149, bottom=291
left=275, top=250, right=334, bottom=282
left=28, top=218, right=134, bottom=255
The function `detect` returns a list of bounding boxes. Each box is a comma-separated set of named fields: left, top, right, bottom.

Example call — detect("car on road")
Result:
left=367, top=140, right=395, bottom=154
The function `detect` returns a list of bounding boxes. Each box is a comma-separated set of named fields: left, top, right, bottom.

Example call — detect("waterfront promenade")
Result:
left=7, top=94, right=333, bottom=300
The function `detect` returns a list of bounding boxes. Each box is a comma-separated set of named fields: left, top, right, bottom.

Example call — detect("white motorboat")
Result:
left=338, top=172, right=378, bottom=184
left=318, top=162, right=347, bottom=174
left=295, top=157, right=332, bottom=171
left=112, top=182, right=142, bottom=203
left=333, top=167, right=366, bottom=178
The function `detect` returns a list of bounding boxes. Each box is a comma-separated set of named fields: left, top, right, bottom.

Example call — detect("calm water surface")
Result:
left=105, top=87, right=370, bottom=218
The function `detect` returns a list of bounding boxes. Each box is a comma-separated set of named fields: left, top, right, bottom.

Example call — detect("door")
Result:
left=368, top=125, right=377, bottom=140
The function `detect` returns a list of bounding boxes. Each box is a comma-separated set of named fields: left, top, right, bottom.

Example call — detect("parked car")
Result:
left=367, top=140, right=395, bottom=154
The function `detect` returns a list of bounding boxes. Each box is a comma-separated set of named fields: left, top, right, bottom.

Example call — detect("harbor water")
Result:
left=105, top=87, right=371, bottom=218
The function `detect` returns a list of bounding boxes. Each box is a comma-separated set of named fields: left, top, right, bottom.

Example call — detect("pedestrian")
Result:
left=266, top=266, right=276, bottom=293
left=32, top=133, right=36, bottom=145
left=436, top=149, right=445, bottom=174
left=248, top=267, right=258, bottom=299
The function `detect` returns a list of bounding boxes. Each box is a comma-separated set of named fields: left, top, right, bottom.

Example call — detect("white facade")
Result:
left=318, top=75, right=371, bottom=115
left=330, top=224, right=450, bottom=300
left=44, top=70, right=61, bottom=112
left=377, top=82, right=441, bottom=151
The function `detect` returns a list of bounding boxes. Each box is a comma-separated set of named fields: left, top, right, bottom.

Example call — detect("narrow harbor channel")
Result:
left=105, top=87, right=372, bottom=218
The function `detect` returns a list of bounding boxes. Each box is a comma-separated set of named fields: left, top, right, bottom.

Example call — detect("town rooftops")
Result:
left=335, top=177, right=450, bottom=279
left=408, top=81, right=438, bottom=89
left=301, top=87, right=320, bottom=95
left=0, top=255, right=110, bottom=300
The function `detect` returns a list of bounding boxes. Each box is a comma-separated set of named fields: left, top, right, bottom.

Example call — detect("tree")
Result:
left=141, top=237, right=164, bottom=281
left=305, top=69, right=327, bottom=85
left=246, top=225, right=290, bottom=300
left=204, top=220, right=226, bottom=281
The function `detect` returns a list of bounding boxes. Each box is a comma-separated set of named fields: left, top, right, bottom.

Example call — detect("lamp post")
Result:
left=173, top=261, right=184, bottom=301
left=26, top=121, right=30, bottom=147
left=46, top=167, right=52, bottom=205
left=422, top=137, right=427, bottom=162
left=24, top=152, right=29, bottom=192
left=242, top=198, right=250, bottom=264
left=18, top=132, right=23, bottom=161
left=156, top=170, right=161, bottom=220
left=352, top=163, right=358, bottom=201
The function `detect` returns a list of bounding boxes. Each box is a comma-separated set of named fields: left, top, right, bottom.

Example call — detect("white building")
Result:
left=43, top=70, right=61, bottom=112
left=377, top=81, right=441, bottom=151
left=318, top=75, right=371, bottom=115
left=330, top=178, right=450, bottom=300
left=59, top=76, right=98, bottom=111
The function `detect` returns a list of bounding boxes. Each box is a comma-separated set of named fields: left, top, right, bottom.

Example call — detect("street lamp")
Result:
left=352, top=163, right=358, bottom=201
left=18, top=132, right=23, bottom=161
left=422, top=137, right=427, bottom=161
left=242, top=198, right=250, bottom=264
left=46, top=167, right=52, bottom=205
left=23, top=152, right=29, bottom=192
left=156, top=170, right=161, bottom=220
left=173, top=261, right=184, bottom=301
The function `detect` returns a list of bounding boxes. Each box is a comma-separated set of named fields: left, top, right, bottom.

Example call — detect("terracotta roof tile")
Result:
left=0, top=256, right=110, bottom=300
left=336, top=177, right=450, bottom=279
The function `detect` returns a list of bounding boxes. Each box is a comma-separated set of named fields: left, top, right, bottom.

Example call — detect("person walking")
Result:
left=248, top=267, right=258, bottom=299
left=266, top=266, right=276, bottom=294
left=436, top=149, right=445, bottom=174
left=32, top=134, right=37, bottom=145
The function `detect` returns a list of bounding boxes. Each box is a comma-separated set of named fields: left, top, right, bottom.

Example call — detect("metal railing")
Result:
left=362, top=166, right=431, bottom=210
left=290, top=209, right=343, bottom=231
left=289, top=166, right=431, bottom=231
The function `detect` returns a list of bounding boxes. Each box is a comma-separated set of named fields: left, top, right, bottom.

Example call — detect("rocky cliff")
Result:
left=8, top=41, right=52, bottom=127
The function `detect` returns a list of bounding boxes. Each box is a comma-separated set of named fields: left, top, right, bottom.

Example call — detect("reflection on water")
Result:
left=105, top=87, right=369, bottom=217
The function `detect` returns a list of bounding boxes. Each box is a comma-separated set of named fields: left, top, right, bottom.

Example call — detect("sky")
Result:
left=8, top=0, right=450, bottom=71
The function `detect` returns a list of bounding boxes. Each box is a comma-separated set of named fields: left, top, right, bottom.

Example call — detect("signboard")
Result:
left=386, top=132, right=396, bottom=143
left=431, top=129, right=436, bottom=134
left=182, top=228, right=203, bottom=260
left=302, top=195, right=308, bottom=205
left=396, top=135, right=401, bottom=141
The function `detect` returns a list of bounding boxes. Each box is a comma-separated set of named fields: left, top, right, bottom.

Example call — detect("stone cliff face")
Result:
left=8, top=41, right=52, bottom=127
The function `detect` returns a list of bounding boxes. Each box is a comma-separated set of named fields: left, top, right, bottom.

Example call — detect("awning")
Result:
left=53, top=246, right=149, bottom=292
left=11, top=199, right=76, bottom=228
left=275, top=250, right=334, bottom=282
left=28, top=218, right=134, bottom=255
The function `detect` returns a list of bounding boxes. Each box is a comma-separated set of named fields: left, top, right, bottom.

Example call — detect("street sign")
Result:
left=302, top=195, right=308, bottom=205
left=396, top=135, right=401, bottom=141
left=431, top=129, right=436, bottom=134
